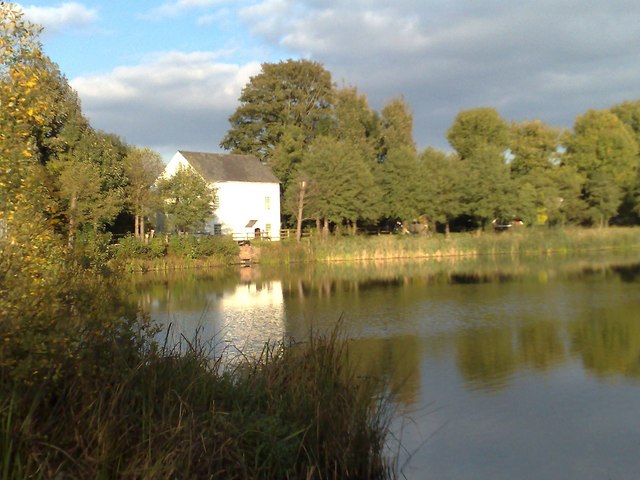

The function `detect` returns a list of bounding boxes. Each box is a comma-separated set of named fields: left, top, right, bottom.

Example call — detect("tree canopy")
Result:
left=220, top=59, right=333, bottom=163
left=157, top=167, right=216, bottom=234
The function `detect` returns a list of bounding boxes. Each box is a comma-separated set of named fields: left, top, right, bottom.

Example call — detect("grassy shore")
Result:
left=1, top=327, right=393, bottom=479
left=258, top=226, right=640, bottom=264
left=1, top=255, right=394, bottom=479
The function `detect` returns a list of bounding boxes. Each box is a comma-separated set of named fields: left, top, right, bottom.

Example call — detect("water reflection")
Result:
left=132, top=253, right=640, bottom=479
left=133, top=268, right=284, bottom=355
left=133, top=254, right=640, bottom=388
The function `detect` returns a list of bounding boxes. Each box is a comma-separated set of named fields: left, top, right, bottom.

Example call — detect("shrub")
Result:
left=167, top=234, right=239, bottom=260
left=73, top=228, right=113, bottom=269
left=116, top=235, right=167, bottom=260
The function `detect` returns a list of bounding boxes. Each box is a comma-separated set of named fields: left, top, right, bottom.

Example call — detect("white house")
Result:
left=163, top=151, right=281, bottom=240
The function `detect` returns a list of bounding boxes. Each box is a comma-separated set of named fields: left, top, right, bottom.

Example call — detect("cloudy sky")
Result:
left=17, top=0, right=640, bottom=160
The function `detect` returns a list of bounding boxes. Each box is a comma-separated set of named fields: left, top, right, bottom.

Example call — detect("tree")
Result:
left=447, top=107, right=509, bottom=161
left=331, top=86, right=380, bottom=162
left=447, top=108, right=513, bottom=228
left=293, top=136, right=380, bottom=237
left=220, top=59, right=333, bottom=165
left=611, top=100, right=640, bottom=222
left=611, top=100, right=640, bottom=146
left=379, top=97, right=416, bottom=157
left=376, top=98, right=421, bottom=226
left=418, top=148, right=462, bottom=235
left=157, top=167, right=216, bottom=234
left=509, top=120, right=564, bottom=225
left=563, top=109, right=639, bottom=226
left=124, top=147, right=164, bottom=240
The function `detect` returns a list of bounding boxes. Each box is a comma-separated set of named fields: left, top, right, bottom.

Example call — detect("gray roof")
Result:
left=179, top=151, right=279, bottom=184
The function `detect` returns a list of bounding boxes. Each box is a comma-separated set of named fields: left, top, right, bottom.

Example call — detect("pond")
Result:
left=131, top=251, right=640, bottom=480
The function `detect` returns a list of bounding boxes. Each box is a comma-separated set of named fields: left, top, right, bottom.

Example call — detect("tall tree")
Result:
left=331, top=86, right=379, bottom=163
left=563, top=109, right=639, bottom=226
left=447, top=108, right=513, bottom=228
left=611, top=100, right=640, bottom=146
left=157, top=167, right=216, bottom=234
left=123, top=147, right=164, bottom=239
left=447, top=107, right=509, bottom=161
left=611, top=100, right=640, bottom=222
left=377, top=98, right=420, bottom=225
left=294, top=136, right=380, bottom=237
left=220, top=59, right=333, bottom=165
left=379, top=97, right=416, bottom=157
left=509, top=120, right=564, bottom=225
left=418, top=148, right=462, bottom=235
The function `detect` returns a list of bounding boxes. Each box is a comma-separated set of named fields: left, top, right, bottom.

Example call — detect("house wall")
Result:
left=163, top=152, right=191, bottom=177
left=208, top=181, right=281, bottom=240
left=161, top=152, right=281, bottom=240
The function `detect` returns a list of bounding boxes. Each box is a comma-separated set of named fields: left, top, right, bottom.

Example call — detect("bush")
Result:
left=167, top=234, right=238, bottom=260
left=115, top=235, right=167, bottom=260
left=73, top=228, right=113, bottom=269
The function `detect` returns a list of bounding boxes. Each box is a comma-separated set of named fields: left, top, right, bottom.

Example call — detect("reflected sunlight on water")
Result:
left=134, top=254, right=640, bottom=480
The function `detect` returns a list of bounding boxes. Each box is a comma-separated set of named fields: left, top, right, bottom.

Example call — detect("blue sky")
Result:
left=15, top=0, right=640, bottom=161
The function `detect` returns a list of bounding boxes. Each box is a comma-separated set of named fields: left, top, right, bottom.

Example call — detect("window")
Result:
left=213, top=224, right=222, bottom=235
left=265, top=196, right=271, bottom=210
left=265, top=223, right=272, bottom=236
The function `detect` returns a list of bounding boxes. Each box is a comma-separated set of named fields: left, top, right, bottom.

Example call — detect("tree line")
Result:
left=0, top=3, right=216, bottom=254
left=3, top=2, right=640, bottom=250
left=221, top=59, right=640, bottom=236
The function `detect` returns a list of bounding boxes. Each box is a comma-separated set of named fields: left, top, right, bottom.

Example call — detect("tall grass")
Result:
left=1, top=324, right=394, bottom=479
left=259, top=227, right=640, bottom=264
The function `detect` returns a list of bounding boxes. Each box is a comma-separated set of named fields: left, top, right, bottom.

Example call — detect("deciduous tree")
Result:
left=563, top=109, right=639, bottom=226
left=157, top=167, right=216, bottom=234
left=447, top=108, right=513, bottom=228
left=295, top=136, right=380, bottom=237
left=220, top=59, right=333, bottom=165
left=124, top=147, right=164, bottom=239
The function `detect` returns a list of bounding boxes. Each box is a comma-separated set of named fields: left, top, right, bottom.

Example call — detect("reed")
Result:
left=1, top=322, right=394, bottom=479
left=259, top=227, right=640, bottom=264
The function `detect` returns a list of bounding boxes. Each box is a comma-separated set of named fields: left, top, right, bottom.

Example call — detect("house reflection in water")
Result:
left=145, top=268, right=285, bottom=356
left=218, top=274, right=285, bottom=354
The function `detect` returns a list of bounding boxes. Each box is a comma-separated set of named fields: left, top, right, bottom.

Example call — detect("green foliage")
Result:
left=509, top=120, right=561, bottom=176
left=115, top=234, right=167, bottom=260
left=508, top=121, right=565, bottom=225
left=376, top=98, right=420, bottom=223
left=418, top=148, right=462, bottom=229
left=124, top=147, right=164, bottom=239
left=157, top=166, right=216, bottom=234
left=221, top=59, right=333, bottom=163
left=332, top=86, right=380, bottom=159
left=447, top=107, right=510, bottom=160
left=378, top=145, right=421, bottom=221
left=379, top=97, right=416, bottom=156
left=167, top=234, right=239, bottom=260
left=297, top=135, right=381, bottom=230
left=1, top=312, right=392, bottom=478
left=72, top=227, right=114, bottom=269
left=564, top=109, right=639, bottom=226
left=446, top=108, right=513, bottom=228
left=611, top=100, right=640, bottom=146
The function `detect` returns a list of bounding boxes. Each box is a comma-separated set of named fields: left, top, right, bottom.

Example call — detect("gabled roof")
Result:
left=178, top=151, right=279, bottom=184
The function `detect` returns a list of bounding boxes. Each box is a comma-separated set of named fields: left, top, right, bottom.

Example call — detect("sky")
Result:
left=15, top=0, right=640, bottom=161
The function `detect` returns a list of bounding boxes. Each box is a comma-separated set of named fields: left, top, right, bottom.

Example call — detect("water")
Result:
left=132, top=253, right=640, bottom=479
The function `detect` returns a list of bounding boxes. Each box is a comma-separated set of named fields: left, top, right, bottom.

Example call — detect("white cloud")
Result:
left=237, top=0, right=640, bottom=149
left=18, top=2, right=97, bottom=34
left=70, top=51, right=261, bottom=159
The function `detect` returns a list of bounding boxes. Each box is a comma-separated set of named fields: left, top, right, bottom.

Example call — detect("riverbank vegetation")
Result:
left=0, top=6, right=393, bottom=478
left=1, top=262, right=393, bottom=478
left=258, top=226, right=640, bottom=264
left=1, top=219, right=393, bottom=478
